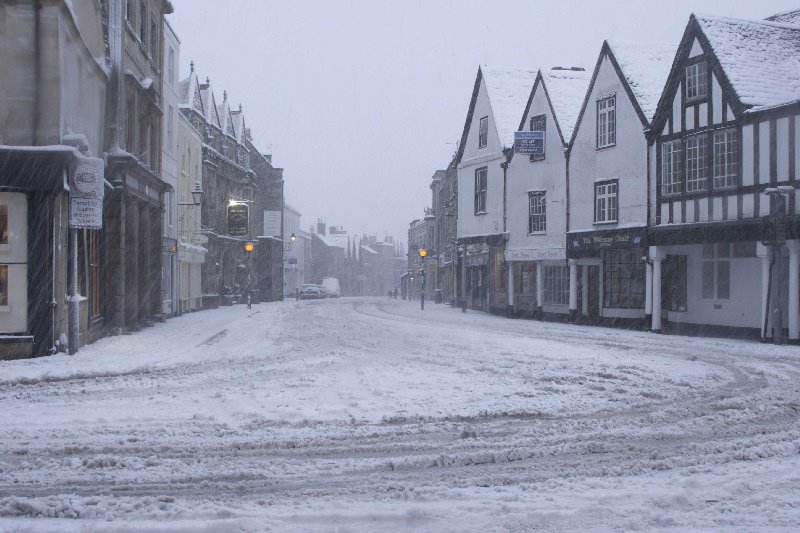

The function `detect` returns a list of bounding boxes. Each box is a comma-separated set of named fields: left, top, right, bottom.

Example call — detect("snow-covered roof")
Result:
left=606, top=40, right=677, bottom=121
left=231, top=107, right=246, bottom=143
left=217, top=95, right=236, bottom=138
left=694, top=14, right=800, bottom=110
left=539, top=68, right=591, bottom=143
left=766, top=8, right=800, bottom=26
left=199, top=82, right=221, bottom=129
left=360, top=245, right=378, bottom=255
left=480, top=65, right=538, bottom=150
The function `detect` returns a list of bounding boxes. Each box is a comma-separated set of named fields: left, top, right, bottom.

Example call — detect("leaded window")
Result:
left=603, top=249, right=645, bottom=309
left=685, top=135, right=707, bottom=192
left=713, top=129, right=738, bottom=188
left=685, top=61, right=708, bottom=100
left=661, top=140, right=682, bottom=196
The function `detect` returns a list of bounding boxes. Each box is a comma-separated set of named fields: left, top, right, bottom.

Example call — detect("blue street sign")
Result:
left=514, top=131, right=545, bottom=155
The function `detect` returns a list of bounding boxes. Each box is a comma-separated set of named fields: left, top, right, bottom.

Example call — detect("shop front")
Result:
left=504, top=247, right=567, bottom=319
left=568, top=227, right=647, bottom=328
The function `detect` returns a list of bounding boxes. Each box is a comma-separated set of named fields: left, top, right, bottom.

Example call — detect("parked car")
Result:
left=316, top=284, right=329, bottom=298
left=299, top=284, right=323, bottom=300
left=321, top=277, right=341, bottom=298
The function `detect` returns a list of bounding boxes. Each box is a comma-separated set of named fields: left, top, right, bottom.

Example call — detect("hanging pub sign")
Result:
left=514, top=131, right=544, bottom=155
left=227, top=202, right=249, bottom=237
left=69, top=155, right=105, bottom=229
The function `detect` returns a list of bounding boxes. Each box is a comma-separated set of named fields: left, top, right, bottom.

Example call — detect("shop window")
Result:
left=663, top=255, right=687, bottom=312
left=603, top=249, right=645, bottom=309
left=514, top=263, right=534, bottom=294
left=702, top=243, right=730, bottom=300
left=733, top=241, right=756, bottom=258
left=543, top=265, right=569, bottom=305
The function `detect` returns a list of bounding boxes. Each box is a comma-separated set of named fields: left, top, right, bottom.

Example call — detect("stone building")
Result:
left=0, top=0, right=109, bottom=358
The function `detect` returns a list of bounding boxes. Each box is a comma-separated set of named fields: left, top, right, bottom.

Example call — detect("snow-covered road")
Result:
left=1, top=298, right=799, bottom=532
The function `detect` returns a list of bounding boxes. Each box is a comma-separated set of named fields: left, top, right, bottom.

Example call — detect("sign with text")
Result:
left=263, top=210, right=281, bottom=237
left=69, top=156, right=104, bottom=229
left=514, top=131, right=544, bottom=155
left=504, top=247, right=566, bottom=262
left=227, top=203, right=249, bottom=237
left=568, top=229, right=646, bottom=257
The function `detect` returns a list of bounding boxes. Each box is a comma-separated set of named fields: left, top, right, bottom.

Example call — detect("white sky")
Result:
left=168, top=0, right=797, bottom=243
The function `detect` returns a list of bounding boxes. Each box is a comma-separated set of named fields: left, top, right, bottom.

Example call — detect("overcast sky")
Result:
left=168, top=0, right=797, bottom=243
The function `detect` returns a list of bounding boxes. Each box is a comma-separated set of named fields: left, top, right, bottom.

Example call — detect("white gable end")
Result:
left=689, top=37, right=704, bottom=58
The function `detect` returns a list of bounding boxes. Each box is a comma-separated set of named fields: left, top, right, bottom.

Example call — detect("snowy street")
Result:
left=1, top=297, right=799, bottom=531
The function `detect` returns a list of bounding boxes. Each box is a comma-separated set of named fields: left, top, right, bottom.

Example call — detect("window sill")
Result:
left=684, top=96, right=708, bottom=105
left=596, top=144, right=616, bottom=152
left=528, top=231, right=546, bottom=236
left=474, top=211, right=487, bottom=216
left=593, top=220, right=618, bottom=226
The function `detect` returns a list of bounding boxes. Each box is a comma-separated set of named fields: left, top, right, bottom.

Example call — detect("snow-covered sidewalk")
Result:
left=1, top=298, right=798, bottom=531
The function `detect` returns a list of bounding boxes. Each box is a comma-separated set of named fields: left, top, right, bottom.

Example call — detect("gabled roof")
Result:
left=606, top=40, right=676, bottom=122
left=217, top=93, right=236, bottom=139
left=178, top=65, right=206, bottom=117
left=537, top=68, right=591, bottom=144
left=199, top=80, right=221, bottom=129
left=766, top=8, right=800, bottom=26
left=694, top=14, right=800, bottom=111
left=231, top=106, right=247, bottom=143
left=456, top=65, right=537, bottom=163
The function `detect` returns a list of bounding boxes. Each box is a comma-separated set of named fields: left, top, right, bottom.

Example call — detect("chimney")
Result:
left=317, top=220, right=326, bottom=235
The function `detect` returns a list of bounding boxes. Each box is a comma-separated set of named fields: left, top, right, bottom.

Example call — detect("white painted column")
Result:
left=788, top=240, right=799, bottom=341
left=536, top=261, right=544, bottom=317
left=758, top=243, right=772, bottom=340
left=568, top=259, right=578, bottom=322
left=581, top=264, right=589, bottom=316
left=645, top=260, right=653, bottom=327
left=650, top=246, right=663, bottom=333
left=507, top=262, right=515, bottom=309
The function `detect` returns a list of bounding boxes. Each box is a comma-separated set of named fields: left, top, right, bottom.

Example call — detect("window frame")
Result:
left=596, top=95, right=616, bottom=149
left=528, top=190, right=546, bottom=234
left=712, top=128, right=738, bottom=189
left=685, top=134, right=707, bottom=193
left=543, top=265, right=569, bottom=306
left=529, top=114, right=546, bottom=162
left=660, top=140, right=683, bottom=196
left=685, top=59, right=708, bottom=102
left=474, top=166, right=487, bottom=215
left=701, top=243, right=731, bottom=301
left=594, top=179, right=618, bottom=224
left=478, top=116, right=488, bottom=148
left=602, top=248, right=645, bottom=309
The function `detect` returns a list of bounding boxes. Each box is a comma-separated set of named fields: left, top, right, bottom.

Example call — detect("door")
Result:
left=0, top=193, right=28, bottom=333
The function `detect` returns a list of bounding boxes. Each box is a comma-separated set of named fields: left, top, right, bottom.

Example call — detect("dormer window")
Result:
left=685, top=61, right=707, bottom=100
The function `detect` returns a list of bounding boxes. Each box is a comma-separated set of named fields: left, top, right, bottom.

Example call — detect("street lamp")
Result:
left=244, top=242, right=254, bottom=308
left=179, top=181, right=204, bottom=206
left=419, top=249, right=428, bottom=310
left=290, top=232, right=296, bottom=242
left=763, top=186, right=793, bottom=344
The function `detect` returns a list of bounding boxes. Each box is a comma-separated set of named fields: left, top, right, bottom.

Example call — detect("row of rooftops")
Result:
left=178, top=61, right=269, bottom=162
left=456, top=10, right=800, bottom=163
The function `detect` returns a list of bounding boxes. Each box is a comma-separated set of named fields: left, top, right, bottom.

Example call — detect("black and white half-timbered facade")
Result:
left=567, top=40, right=674, bottom=327
left=647, top=14, right=800, bottom=340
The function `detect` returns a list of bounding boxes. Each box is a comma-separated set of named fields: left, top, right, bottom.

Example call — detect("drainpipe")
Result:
left=32, top=0, right=41, bottom=145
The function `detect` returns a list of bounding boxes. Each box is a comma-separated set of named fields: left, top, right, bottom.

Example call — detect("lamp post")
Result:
left=244, top=241, right=254, bottom=309
left=764, top=186, right=793, bottom=344
left=177, top=183, right=204, bottom=316
left=419, top=248, right=428, bottom=310
left=289, top=232, right=298, bottom=301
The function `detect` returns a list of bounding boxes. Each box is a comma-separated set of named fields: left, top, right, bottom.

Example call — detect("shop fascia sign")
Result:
left=504, top=248, right=566, bottom=261
left=570, top=231, right=644, bottom=251
left=69, top=155, right=105, bottom=229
